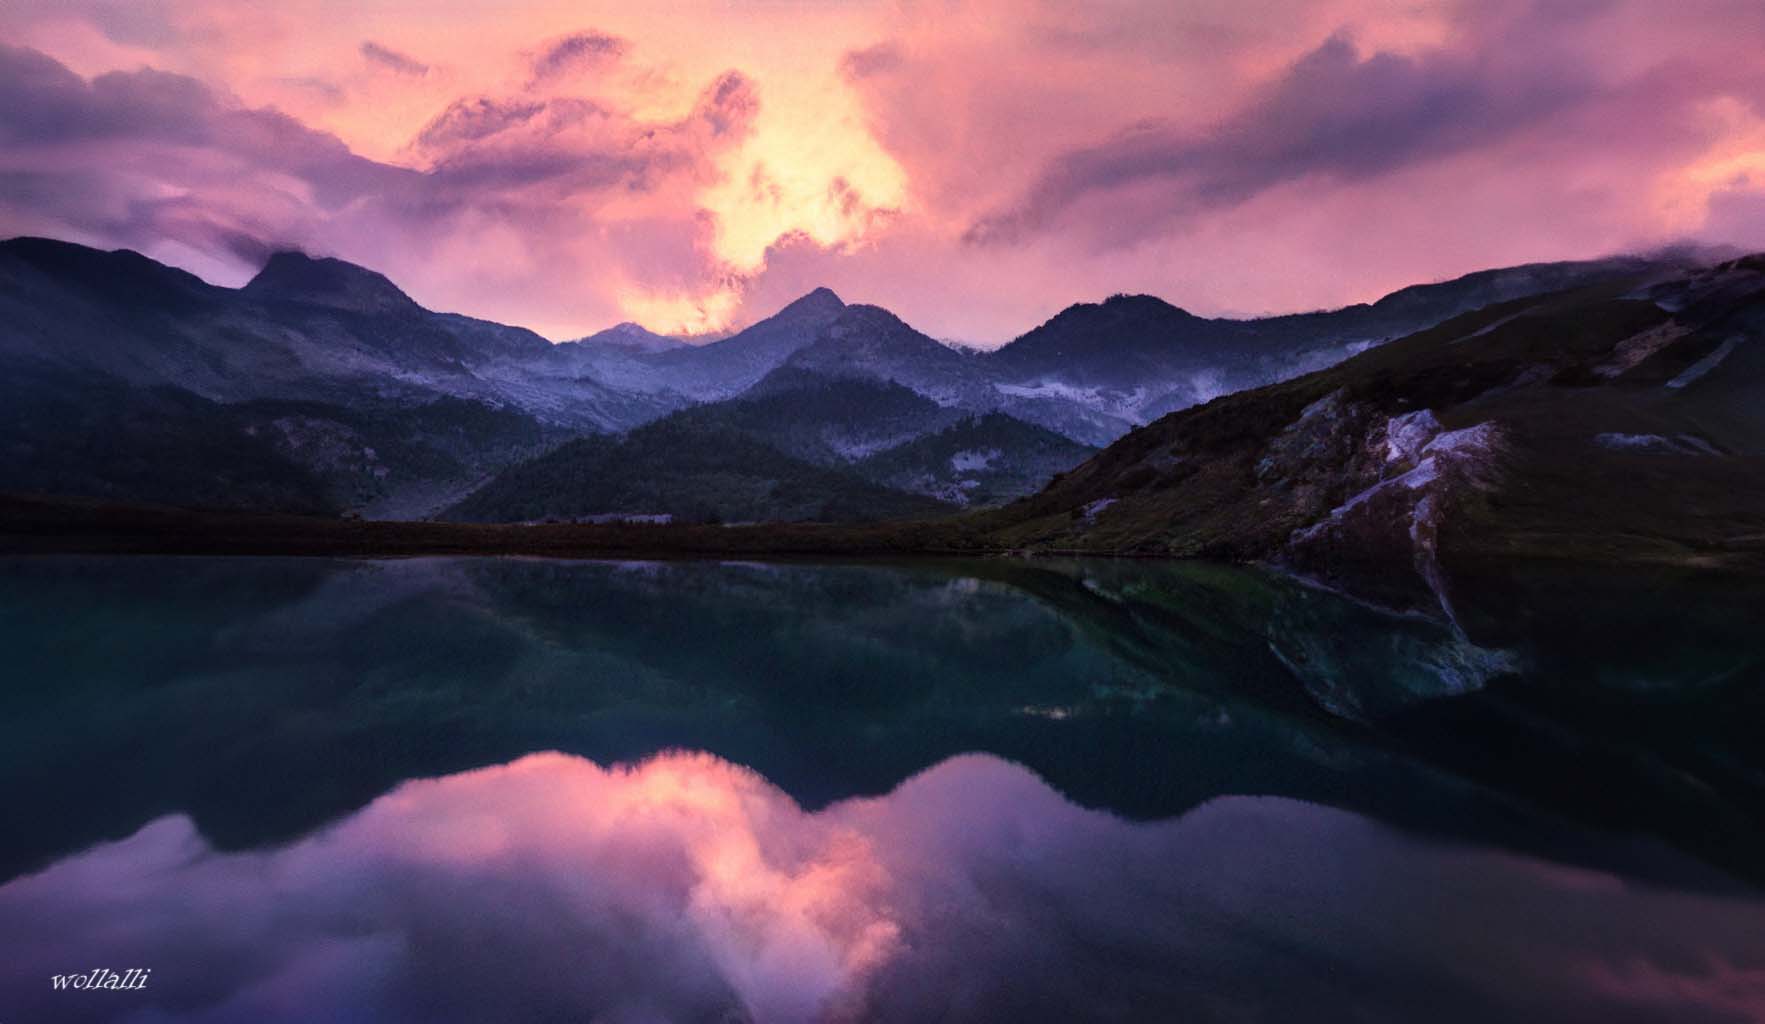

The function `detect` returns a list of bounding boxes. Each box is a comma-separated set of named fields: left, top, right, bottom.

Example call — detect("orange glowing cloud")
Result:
left=700, top=83, right=908, bottom=275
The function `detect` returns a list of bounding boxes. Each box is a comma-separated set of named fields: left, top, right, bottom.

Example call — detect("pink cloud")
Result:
left=3, top=750, right=1763, bottom=1022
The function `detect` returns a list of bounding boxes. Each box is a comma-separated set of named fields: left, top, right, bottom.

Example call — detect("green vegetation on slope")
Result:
left=0, top=366, right=338, bottom=515
left=659, top=369, right=957, bottom=464
left=445, top=415, right=953, bottom=524
left=856, top=412, right=1097, bottom=506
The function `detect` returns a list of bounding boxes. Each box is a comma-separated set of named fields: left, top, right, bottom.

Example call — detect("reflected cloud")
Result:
left=3, top=750, right=1764, bottom=1023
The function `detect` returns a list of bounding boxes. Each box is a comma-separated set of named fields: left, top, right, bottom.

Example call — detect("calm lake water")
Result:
left=2, top=555, right=1763, bottom=1022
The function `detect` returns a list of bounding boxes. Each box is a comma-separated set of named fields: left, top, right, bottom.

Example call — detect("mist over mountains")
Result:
left=0, top=235, right=1701, bottom=525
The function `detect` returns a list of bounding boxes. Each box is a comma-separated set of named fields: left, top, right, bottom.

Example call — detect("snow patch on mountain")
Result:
left=1595, top=432, right=1720, bottom=455
left=1284, top=411, right=1507, bottom=631
left=950, top=448, right=1000, bottom=472
left=1667, top=335, right=1743, bottom=389
left=1384, top=410, right=1442, bottom=464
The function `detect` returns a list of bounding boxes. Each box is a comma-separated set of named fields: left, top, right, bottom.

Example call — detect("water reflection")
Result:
left=3, top=555, right=1765, bottom=1021
left=3, top=556, right=1765, bottom=887
left=3, top=750, right=1763, bottom=1024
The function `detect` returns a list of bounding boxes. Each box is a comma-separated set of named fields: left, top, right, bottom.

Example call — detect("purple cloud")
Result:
left=0, top=42, right=766, bottom=332
left=360, top=40, right=429, bottom=77
left=841, top=42, right=903, bottom=80
left=411, top=71, right=756, bottom=199
left=965, top=32, right=1594, bottom=244
left=528, top=30, right=628, bottom=85
left=415, top=97, right=549, bottom=151
left=0, top=41, right=416, bottom=269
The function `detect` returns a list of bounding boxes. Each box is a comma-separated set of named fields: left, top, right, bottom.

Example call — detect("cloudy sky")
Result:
left=2, top=0, right=1764, bottom=342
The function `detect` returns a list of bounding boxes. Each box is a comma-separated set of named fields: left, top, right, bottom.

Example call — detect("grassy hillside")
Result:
left=0, top=366, right=337, bottom=515
left=661, top=369, right=959, bottom=464
left=444, top=416, right=953, bottom=524
left=856, top=412, right=1096, bottom=506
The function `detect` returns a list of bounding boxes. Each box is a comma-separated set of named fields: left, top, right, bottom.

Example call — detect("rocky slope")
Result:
left=980, top=256, right=1765, bottom=620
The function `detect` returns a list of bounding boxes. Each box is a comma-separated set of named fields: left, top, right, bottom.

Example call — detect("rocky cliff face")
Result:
left=1271, top=396, right=1507, bottom=622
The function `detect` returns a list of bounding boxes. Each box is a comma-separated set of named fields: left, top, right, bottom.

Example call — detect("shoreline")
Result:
left=4, top=494, right=1762, bottom=585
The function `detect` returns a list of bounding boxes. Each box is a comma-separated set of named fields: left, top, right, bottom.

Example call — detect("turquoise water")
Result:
left=1, top=556, right=1762, bottom=1022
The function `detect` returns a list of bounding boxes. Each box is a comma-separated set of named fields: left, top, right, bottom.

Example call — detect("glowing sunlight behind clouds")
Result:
left=702, top=86, right=908, bottom=276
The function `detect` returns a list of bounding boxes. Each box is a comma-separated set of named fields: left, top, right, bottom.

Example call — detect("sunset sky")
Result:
left=3, top=0, right=1765, bottom=342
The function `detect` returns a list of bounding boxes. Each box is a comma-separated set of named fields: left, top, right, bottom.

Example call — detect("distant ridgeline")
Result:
left=0, top=235, right=1719, bottom=540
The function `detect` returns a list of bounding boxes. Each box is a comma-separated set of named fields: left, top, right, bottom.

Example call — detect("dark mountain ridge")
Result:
left=0, top=238, right=597, bottom=515
left=985, top=255, right=1693, bottom=403
left=977, top=253, right=1765, bottom=619
left=784, top=304, right=987, bottom=398
left=242, top=250, right=425, bottom=316
left=638, top=286, right=851, bottom=398
left=855, top=412, right=1098, bottom=507
left=0, top=234, right=1724, bottom=529
left=442, top=416, right=950, bottom=526
left=569, top=322, right=689, bottom=354
left=0, top=235, right=219, bottom=312
left=443, top=364, right=1095, bottom=522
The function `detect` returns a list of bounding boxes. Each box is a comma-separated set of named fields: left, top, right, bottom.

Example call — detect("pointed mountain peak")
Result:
left=810, top=303, right=948, bottom=354
left=576, top=321, right=687, bottom=353
left=243, top=250, right=421, bottom=315
left=772, top=286, right=845, bottom=322
left=1069, top=293, right=1195, bottom=323
left=581, top=321, right=657, bottom=341
left=1013, top=292, right=1198, bottom=341
left=827, top=303, right=909, bottom=333
left=1100, top=292, right=1190, bottom=314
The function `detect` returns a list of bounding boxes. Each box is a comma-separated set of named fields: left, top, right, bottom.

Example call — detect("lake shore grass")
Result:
left=6, top=492, right=1763, bottom=582
left=0, top=492, right=989, bottom=560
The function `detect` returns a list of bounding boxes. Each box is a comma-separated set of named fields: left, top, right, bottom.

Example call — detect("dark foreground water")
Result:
left=1, top=556, right=1763, bottom=1022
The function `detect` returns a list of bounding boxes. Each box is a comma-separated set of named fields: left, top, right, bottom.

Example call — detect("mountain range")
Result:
left=979, top=253, right=1765, bottom=621
left=0, top=235, right=1687, bottom=525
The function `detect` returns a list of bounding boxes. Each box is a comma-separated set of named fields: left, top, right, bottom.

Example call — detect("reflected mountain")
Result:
left=3, top=556, right=1764, bottom=892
